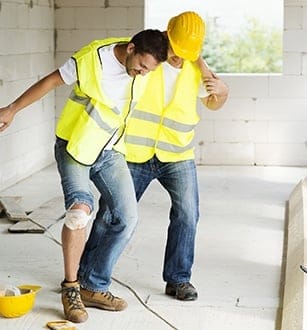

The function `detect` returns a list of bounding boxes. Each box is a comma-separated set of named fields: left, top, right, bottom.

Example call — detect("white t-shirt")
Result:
left=59, top=44, right=132, bottom=111
left=59, top=44, right=132, bottom=149
left=162, top=61, right=209, bottom=105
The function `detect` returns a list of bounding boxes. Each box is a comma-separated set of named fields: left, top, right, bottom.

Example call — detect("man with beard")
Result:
left=0, top=30, right=168, bottom=323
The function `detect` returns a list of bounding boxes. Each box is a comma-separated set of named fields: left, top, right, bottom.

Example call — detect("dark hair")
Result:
left=130, top=29, right=168, bottom=63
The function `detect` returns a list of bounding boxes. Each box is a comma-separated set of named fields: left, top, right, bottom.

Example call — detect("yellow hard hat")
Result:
left=167, top=11, right=206, bottom=61
left=0, top=285, right=41, bottom=318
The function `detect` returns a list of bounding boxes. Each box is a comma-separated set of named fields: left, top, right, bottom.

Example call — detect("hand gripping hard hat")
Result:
left=167, top=11, right=206, bottom=61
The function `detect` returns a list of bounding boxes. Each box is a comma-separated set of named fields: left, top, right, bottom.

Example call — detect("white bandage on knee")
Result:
left=64, top=209, right=92, bottom=230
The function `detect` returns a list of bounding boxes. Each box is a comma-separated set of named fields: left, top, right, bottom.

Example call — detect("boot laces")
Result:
left=101, top=291, right=116, bottom=302
left=64, top=287, right=84, bottom=310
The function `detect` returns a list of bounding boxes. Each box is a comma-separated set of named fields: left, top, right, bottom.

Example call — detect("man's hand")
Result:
left=0, top=106, right=15, bottom=132
left=203, top=74, right=228, bottom=97
left=0, top=70, right=64, bottom=132
left=196, top=60, right=229, bottom=110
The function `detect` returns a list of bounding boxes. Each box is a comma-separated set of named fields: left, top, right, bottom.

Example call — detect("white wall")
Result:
left=0, top=0, right=55, bottom=190
left=0, top=0, right=306, bottom=190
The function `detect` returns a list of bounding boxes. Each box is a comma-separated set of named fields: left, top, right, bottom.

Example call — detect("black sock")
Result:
left=63, top=279, right=78, bottom=283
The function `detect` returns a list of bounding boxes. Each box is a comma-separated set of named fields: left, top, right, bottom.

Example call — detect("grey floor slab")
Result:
left=0, top=164, right=306, bottom=330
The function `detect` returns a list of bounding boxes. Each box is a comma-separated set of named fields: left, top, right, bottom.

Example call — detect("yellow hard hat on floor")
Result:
left=167, top=11, right=206, bottom=61
left=0, top=285, right=41, bottom=318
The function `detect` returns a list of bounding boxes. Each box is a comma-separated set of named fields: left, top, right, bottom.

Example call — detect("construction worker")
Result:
left=125, top=12, right=228, bottom=300
left=0, top=30, right=168, bottom=323
left=80, top=11, right=229, bottom=302
left=125, top=12, right=229, bottom=300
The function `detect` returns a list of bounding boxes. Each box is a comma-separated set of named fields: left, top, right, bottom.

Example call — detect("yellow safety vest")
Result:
left=56, top=38, right=132, bottom=165
left=125, top=61, right=201, bottom=163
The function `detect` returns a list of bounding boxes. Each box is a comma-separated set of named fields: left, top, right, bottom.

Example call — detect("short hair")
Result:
left=130, top=29, right=168, bottom=63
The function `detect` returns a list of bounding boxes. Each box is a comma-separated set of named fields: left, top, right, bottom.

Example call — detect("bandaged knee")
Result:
left=64, top=209, right=92, bottom=230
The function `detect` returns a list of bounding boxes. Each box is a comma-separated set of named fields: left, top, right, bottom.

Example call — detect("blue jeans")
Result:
left=128, top=156, right=199, bottom=284
left=54, top=138, right=138, bottom=292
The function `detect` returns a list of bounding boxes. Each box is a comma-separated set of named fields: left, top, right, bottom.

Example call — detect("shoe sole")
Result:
left=165, top=288, right=198, bottom=301
left=63, top=310, right=88, bottom=323
left=65, top=314, right=88, bottom=323
left=82, top=299, right=126, bottom=311
left=176, top=295, right=198, bottom=301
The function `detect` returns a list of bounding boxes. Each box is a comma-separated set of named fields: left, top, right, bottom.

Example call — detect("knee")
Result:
left=64, top=209, right=92, bottom=230
left=105, top=210, right=138, bottom=235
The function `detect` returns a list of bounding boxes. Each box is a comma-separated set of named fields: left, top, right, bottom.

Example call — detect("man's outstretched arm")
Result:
left=0, top=70, right=64, bottom=131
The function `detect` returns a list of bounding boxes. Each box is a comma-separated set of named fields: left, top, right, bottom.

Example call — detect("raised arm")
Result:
left=195, top=57, right=229, bottom=111
left=0, top=70, right=64, bottom=131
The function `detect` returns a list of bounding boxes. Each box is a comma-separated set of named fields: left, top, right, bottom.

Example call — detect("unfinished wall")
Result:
left=0, top=0, right=55, bottom=190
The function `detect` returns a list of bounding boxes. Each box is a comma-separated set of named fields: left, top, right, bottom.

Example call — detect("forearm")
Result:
left=195, top=57, right=229, bottom=110
left=0, top=70, right=64, bottom=131
left=201, top=75, right=229, bottom=110
left=196, top=57, right=213, bottom=79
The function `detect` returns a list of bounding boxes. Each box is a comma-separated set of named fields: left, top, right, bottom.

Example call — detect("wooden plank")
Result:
left=0, top=196, right=29, bottom=222
left=8, top=196, right=65, bottom=233
left=8, top=220, right=45, bottom=233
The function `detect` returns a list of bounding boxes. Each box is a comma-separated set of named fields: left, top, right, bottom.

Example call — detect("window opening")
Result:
left=145, top=0, right=283, bottom=73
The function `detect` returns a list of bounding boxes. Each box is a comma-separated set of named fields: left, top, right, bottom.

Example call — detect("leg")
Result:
left=78, top=150, right=138, bottom=293
left=130, top=158, right=199, bottom=299
left=55, top=138, right=94, bottom=322
left=62, top=216, right=88, bottom=282
left=76, top=159, right=152, bottom=311
left=158, top=159, right=199, bottom=299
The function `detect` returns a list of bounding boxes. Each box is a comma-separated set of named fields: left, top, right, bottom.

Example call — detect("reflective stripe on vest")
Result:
left=68, top=90, right=120, bottom=133
left=69, top=90, right=121, bottom=116
left=125, top=135, right=193, bottom=153
left=125, top=61, right=201, bottom=163
left=130, top=109, right=196, bottom=132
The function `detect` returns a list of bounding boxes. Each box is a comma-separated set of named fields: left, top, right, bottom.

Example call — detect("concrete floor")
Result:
left=0, top=163, right=306, bottom=330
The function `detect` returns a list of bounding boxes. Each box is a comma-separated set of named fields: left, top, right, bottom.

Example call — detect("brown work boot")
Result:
left=61, top=280, right=88, bottom=323
left=80, top=287, right=127, bottom=311
left=165, top=282, right=198, bottom=301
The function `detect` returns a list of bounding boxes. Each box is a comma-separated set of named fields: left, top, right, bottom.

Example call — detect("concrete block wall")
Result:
left=0, top=0, right=55, bottom=190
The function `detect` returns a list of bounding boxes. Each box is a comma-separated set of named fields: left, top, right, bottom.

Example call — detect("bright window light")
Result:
left=145, top=0, right=283, bottom=74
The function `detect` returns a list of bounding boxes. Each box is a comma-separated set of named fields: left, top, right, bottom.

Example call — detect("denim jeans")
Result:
left=128, top=156, right=199, bottom=284
left=54, top=138, right=138, bottom=292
